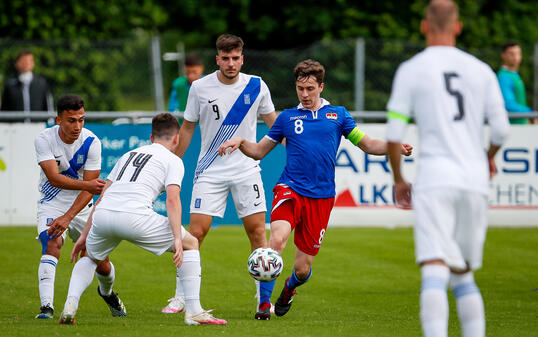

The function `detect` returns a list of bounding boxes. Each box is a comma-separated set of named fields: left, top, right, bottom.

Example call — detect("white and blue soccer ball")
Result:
left=247, top=247, right=283, bottom=282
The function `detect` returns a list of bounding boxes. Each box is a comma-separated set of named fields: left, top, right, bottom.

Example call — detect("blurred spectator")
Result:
left=167, top=53, right=204, bottom=112
left=1, top=51, right=53, bottom=118
left=497, top=41, right=535, bottom=124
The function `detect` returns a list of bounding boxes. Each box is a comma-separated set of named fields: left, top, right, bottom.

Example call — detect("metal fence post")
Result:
left=534, top=42, right=538, bottom=111
left=354, top=38, right=365, bottom=111
left=150, top=35, right=165, bottom=112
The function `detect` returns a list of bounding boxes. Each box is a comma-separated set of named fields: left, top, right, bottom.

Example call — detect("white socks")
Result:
left=65, top=256, right=98, bottom=310
left=174, top=268, right=185, bottom=299
left=450, top=272, right=485, bottom=337
left=38, top=255, right=58, bottom=308
left=420, top=265, right=485, bottom=337
left=420, top=265, right=449, bottom=337
left=96, top=262, right=116, bottom=296
left=179, top=250, right=203, bottom=314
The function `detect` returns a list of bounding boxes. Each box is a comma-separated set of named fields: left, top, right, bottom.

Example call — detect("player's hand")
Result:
left=46, top=215, right=71, bottom=239
left=84, top=178, right=106, bottom=195
left=394, top=181, right=412, bottom=209
left=71, top=235, right=87, bottom=263
left=401, top=143, right=413, bottom=156
left=488, top=157, right=497, bottom=179
left=173, top=238, right=183, bottom=268
left=218, top=137, right=242, bottom=156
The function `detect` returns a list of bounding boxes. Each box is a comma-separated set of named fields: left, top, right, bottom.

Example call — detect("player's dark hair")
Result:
left=502, top=40, right=520, bottom=52
left=16, top=50, right=33, bottom=61
left=185, top=53, right=203, bottom=67
left=294, top=59, right=325, bottom=85
left=57, top=94, right=84, bottom=116
left=152, top=113, right=180, bottom=140
left=216, top=34, right=244, bottom=53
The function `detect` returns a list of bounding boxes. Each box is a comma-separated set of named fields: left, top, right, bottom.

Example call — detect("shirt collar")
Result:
left=297, top=98, right=331, bottom=111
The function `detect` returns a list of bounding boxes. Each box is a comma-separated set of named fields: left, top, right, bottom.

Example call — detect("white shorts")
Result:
left=86, top=208, right=187, bottom=261
left=413, top=188, right=487, bottom=270
left=190, top=172, right=267, bottom=218
left=36, top=203, right=93, bottom=243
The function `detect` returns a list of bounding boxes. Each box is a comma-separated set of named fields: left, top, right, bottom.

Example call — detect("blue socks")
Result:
left=286, top=268, right=312, bottom=290
left=259, top=280, right=275, bottom=304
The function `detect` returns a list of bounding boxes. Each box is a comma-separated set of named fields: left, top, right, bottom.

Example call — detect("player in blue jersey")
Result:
left=218, top=59, right=412, bottom=319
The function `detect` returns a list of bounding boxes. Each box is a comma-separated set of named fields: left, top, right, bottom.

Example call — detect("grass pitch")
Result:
left=0, top=226, right=536, bottom=337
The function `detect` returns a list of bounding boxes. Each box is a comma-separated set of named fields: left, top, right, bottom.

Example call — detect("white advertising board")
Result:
left=329, top=124, right=538, bottom=227
left=0, top=123, right=45, bottom=225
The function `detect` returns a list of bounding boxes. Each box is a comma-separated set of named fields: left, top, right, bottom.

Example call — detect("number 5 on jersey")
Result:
left=443, top=72, right=465, bottom=121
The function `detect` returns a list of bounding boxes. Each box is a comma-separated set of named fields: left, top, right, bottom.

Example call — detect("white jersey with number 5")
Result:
left=386, top=46, right=510, bottom=195
left=184, top=71, right=275, bottom=182
left=97, top=143, right=185, bottom=215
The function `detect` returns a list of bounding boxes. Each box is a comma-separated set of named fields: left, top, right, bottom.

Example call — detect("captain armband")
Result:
left=347, top=127, right=365, bottom=146
left=387, top=110, right=410, bottom=123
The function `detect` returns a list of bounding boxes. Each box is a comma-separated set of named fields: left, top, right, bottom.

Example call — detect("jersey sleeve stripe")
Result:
left=346, top=127, right=365, bottom=146
left=264, top=135, right=279, bottom=143
left=387, top=110, right=410, bottom=123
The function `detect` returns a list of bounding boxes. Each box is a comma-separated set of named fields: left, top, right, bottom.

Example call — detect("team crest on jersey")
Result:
left=325, top=112, right=337, bottom=120
left=244, top=94, right=251, bottom=105
left=76, top=154, right=85, bottom=164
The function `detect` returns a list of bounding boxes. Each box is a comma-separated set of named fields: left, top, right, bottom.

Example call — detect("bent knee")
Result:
left=182, top=232, right=199, bottom=250
left=96, top=259, right=111, bottom=275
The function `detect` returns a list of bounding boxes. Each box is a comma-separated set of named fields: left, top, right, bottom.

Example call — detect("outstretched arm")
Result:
left=218, top=137, right=277, bottom=160
left=357, top=134, right=413, bottom=156
left=387, top=142, right=412, bottom=208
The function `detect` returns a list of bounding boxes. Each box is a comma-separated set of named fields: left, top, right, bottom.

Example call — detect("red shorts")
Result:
left=270, top=185, right=335, bottom=256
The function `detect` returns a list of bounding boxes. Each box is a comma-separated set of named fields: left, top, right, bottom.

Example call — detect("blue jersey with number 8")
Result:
left=266, top=99, right=358, bottom=198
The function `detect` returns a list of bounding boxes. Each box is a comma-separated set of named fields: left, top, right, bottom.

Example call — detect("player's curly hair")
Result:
left=152, top=113, right=180, bottom=140
left=294, top=59, right=325, bottom=85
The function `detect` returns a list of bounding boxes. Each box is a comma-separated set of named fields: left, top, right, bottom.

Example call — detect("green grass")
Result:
left=0, top=226, right=536, bottom=337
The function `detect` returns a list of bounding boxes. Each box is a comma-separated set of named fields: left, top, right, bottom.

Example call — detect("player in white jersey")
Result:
left=58, top=113, right=226, bottom=325
left=34, top=94, right=123, bottom=319
left=162, top=34, right=278, bottom=319
left=386, top=1, right=510, bottom=336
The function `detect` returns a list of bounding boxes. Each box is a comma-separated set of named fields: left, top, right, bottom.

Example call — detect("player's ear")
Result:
left=420, top=19, right=428, bottom=35
left=55, top=115, right=61, bottom=125
left=454, top=21, right=462, bottom=36
left=150, top=134, right=154, bottom=143
left=319, top=82, right=324, bottom=93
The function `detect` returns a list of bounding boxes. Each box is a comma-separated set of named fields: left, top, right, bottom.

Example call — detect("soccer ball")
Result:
left=247, top=247, right=283, bottom=282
